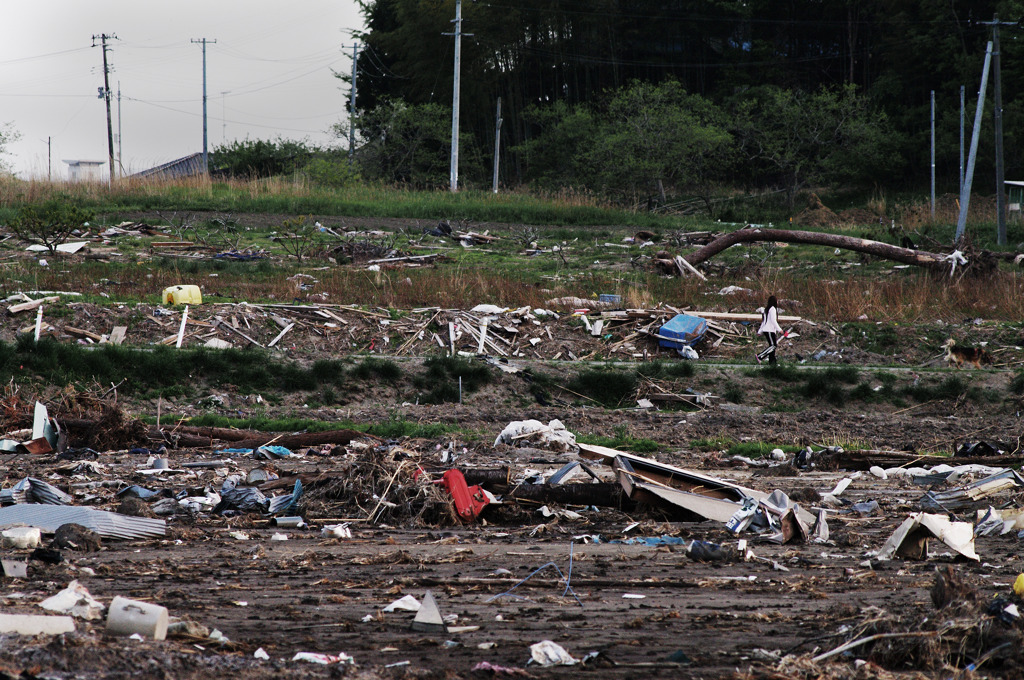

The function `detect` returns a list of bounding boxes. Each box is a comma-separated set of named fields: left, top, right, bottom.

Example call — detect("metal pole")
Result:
left=930, top=90, right=935, bottom=219
left=449, top=0, right=463, bottom=192
left=955, top=42, right=993, bottom=244
left=492, top=97, right=502, bottom=194
left=959, top=85, right=965, bottom=195
left=349, top=43, right=359, bottom=165
left=992, top=16, right=1007, bottom=245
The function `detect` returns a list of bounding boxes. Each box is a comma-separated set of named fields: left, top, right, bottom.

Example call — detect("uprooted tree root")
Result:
left=301, top=447, right=460, bottom=527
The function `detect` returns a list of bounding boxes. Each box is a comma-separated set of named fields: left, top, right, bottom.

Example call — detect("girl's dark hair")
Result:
left=766, top=295, right=777, bottom=309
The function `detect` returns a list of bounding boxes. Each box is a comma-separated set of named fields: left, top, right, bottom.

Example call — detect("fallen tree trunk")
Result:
left=682, top=227, right=950, bottom=270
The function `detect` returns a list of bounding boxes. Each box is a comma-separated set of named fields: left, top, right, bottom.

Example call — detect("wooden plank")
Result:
left=268, top=323, right=295, bottom=348
left=7, top=296, right=59, bottom=314
left=65, top=326, right=103, bottom=342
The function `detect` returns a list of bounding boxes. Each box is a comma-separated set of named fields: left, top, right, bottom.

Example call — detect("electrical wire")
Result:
left=123, top=95, right=336, bottom=135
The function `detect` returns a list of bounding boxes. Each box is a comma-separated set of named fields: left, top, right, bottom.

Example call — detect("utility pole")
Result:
left=972, top=17, right=1017, bottom=246
left=991, top=16, right=1007, bottom=245
left=220, top=91, right=230, bottom=143
left=344, top=43, right=360, bottom=165
left=960, top=85, right=965, bottom=195
left=956, top=42, right=993, bottom=244
left=444, top=0, right=472, bottom=192
left=930, top=90, right=935, bottom=219
left=47, top=137, right=51, bottom=181
left=492, top=97, right=502, bottom=193
left=116, top=81, right=123, bottom=176
left=92, top=33, right=118, bottom=184
left=192, top=38, right=217, bottom=172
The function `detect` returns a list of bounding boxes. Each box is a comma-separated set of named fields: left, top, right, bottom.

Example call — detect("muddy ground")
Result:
left=2, top=213, right=1024, bottom=679
left=1, top=430, right=1023, bottom=680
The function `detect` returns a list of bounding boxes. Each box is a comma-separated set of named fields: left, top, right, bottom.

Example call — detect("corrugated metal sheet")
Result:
left=132, top=152, right=207, bottom=180
left=6, top=477, right=72, bottom=505
left=0, top=505, right=165, bottom=540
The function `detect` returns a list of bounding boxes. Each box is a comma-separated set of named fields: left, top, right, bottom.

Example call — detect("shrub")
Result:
left=350, top=358, right=403, bottom=382
left=413, top=356, right=492, bottom=404
left=565, top=368, right=638, bottom=407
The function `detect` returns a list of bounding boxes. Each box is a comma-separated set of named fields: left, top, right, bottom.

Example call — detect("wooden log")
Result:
left=683, top=227, right=948, bottom=270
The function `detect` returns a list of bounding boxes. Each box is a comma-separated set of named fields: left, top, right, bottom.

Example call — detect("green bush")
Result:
left=350, top=358, right=403, bottom=382
left=413, top=356, right=492, bottom=404
left=566, top=368, right=638, bottom=407
left=302, top=157, right=360, bottom=188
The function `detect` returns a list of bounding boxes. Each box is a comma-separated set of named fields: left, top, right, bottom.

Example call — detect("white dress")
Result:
left=758, top=306, right=782, bottom=335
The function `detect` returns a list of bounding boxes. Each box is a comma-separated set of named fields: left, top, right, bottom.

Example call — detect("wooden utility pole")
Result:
left=92, top=33, right=117, bottom=184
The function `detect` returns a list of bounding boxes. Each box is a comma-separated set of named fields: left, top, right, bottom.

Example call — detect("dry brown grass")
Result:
left=781, top=271, right=1024, bottom=322
left=12, top=253, right=1024, bottom=323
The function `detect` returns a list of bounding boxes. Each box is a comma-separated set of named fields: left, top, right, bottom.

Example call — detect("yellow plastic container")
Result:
left=162, top=285, right=203, bottom=305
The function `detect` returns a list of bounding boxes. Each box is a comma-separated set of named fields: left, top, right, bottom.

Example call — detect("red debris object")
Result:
left=441, top=469, right=490, bottom=521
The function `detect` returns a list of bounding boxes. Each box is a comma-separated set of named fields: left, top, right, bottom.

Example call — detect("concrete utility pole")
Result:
left=960, top=85, right=965, bottom=195
left=117, top=81, right=123, bottom=176
left=444, top=0, right=472, bottom=192
left=930, top=90, right=935, bottom=219
left=492, top=97, right=502, bottom=193
left=192, top=38, right=217, bottom=172
left=955, top=42, right=993, bottom=244
left=92, top=33, right=118, bottom=184
left=344, top=43, right=360, bottom=165
left=220, top=91, right=230, bottom=143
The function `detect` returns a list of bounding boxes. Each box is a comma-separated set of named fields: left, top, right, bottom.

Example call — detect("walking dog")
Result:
left=942, top=339, right=991, bottom=369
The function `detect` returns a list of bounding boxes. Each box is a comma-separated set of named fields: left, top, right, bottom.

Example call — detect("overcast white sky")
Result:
left=1, top=1, right=364, bottom=179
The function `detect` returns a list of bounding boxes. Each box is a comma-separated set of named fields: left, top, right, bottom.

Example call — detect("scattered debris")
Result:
left=876, top=513, right=979, bottom=561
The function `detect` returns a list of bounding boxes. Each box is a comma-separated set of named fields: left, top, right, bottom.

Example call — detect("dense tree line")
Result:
left=340, top=0, right=1024, bottom=202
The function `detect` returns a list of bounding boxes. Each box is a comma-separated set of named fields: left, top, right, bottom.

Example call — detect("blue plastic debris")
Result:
left=658, top=314, right=708, bottom=349
left=255, top=445, right=293, bottom=459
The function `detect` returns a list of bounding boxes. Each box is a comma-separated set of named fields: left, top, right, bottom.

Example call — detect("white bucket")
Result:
left=106, top=596, right=168, bottom=640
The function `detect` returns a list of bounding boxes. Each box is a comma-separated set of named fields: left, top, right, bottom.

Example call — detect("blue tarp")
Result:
left=658, top=314, right=708, bottom=349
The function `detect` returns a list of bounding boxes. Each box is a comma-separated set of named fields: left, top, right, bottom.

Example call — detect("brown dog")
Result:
left=942, top=339, right=991, bottom=369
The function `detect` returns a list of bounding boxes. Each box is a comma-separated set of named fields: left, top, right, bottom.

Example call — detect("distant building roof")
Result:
left=132, top=152, right=208, bottom=179
left=62, top=160, right=105, bottom=166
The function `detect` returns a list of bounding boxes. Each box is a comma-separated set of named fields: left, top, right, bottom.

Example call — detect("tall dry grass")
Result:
left=781, top=270, right=1024, bottom=322
left=8, top=254, right=1023, bottom=324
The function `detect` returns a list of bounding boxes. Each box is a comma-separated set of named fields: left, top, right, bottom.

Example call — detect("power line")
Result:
left=122, top=96, right=334, bottom=135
